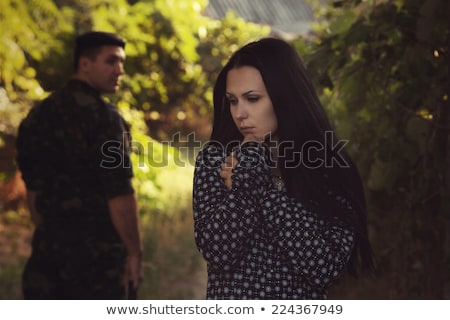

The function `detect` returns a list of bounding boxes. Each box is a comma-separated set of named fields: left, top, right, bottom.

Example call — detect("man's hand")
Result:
left=123, top=253, right=143, bottom=292
left=108, top=193, right=143, bottom=293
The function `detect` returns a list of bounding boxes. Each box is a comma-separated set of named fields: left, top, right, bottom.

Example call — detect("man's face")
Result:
left=81, top=45, right=125, bottom=93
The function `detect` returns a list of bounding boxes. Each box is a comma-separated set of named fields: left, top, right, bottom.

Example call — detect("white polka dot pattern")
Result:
left=193, top=142, right=355, bottom=299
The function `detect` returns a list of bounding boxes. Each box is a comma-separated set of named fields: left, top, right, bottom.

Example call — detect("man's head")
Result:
left=73, top=31, right=126, bottom=93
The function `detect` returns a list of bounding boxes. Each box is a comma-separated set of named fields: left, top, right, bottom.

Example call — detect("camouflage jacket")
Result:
left=16, top=79, right=134, bottom=243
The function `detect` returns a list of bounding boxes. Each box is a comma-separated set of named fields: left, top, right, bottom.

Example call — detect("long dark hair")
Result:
left=211, top=37, right=374, bottom=276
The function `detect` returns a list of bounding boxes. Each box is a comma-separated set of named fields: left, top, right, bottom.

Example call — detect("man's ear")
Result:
left=78, top=56, right=91, bottom=72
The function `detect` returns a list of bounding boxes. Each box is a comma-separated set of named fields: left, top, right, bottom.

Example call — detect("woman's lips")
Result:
left=240, top=126, right=255, bottom=134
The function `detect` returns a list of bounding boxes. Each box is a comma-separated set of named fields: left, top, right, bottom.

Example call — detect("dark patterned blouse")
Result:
left=193, top=141, right=354, bottom=299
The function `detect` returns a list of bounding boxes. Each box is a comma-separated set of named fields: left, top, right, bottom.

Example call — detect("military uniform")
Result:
left=16, top=79, right=134, bottom=299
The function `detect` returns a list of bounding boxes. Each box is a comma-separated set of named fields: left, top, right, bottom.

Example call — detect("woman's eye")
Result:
left=247, top=96, right=259, bottom=102
left=227, top=98, right=237, bottom=105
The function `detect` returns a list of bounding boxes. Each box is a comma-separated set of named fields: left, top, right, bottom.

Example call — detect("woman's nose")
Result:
left=235, top=103, right=248, bottom=119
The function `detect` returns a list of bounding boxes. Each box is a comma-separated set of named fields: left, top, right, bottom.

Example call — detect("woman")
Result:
left=193, top=37, right=374, bottom=299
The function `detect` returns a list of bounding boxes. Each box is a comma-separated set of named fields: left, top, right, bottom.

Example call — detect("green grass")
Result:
left=0, top=261, right=25, bottom=299
left=137, top=161, right=207, bottom=299
left=0, top=209, right=207, bottom=300
left=138, top=209, right=207, bottom=299
left=0, top=154, right=207, bottom=300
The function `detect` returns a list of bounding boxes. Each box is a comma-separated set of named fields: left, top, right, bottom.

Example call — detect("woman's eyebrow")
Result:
left=226, top=90, right=259, bottom=96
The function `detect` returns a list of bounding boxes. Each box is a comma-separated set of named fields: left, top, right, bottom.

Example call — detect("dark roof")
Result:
left=204, top=0, right=317, bottom=39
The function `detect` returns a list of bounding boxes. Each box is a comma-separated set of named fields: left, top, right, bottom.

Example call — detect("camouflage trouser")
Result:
left=22, top=227, right=127, bottom=299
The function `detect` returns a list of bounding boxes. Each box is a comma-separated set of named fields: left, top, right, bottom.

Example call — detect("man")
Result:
left=16, top=31, right=143, bottom=299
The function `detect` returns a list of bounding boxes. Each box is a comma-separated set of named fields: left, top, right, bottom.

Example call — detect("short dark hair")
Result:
left=74, top=31, right=126, bottom=70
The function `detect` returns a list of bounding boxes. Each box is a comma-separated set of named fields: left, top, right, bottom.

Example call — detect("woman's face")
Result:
left=226, top=66, right=278, bottom=142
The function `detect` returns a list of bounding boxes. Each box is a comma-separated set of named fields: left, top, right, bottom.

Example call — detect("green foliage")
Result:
left=2, top=0, right=447, bottom=299
left=0, top=0, right=271, bottom=301
left=1, top=0, right=269, bottom=202
left=197, top=10, right=270, bottom=110
left=0, top=0, right=70, bottom=97
left=296, top=0, right=449, bottom=298
left=0, top=0, right=74, bottom=149
left=303, top=0, right=447, bottom=193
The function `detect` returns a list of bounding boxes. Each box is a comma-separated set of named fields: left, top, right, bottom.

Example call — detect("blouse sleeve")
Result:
left=260, top=188, right=355, bottom=289
left=193, top=140, right=355, bottom=289
left=193, top=141, right=271, bottom=271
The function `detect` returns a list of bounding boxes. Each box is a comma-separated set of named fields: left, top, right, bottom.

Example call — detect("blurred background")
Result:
left=0, top=0, right=448, bottom=299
